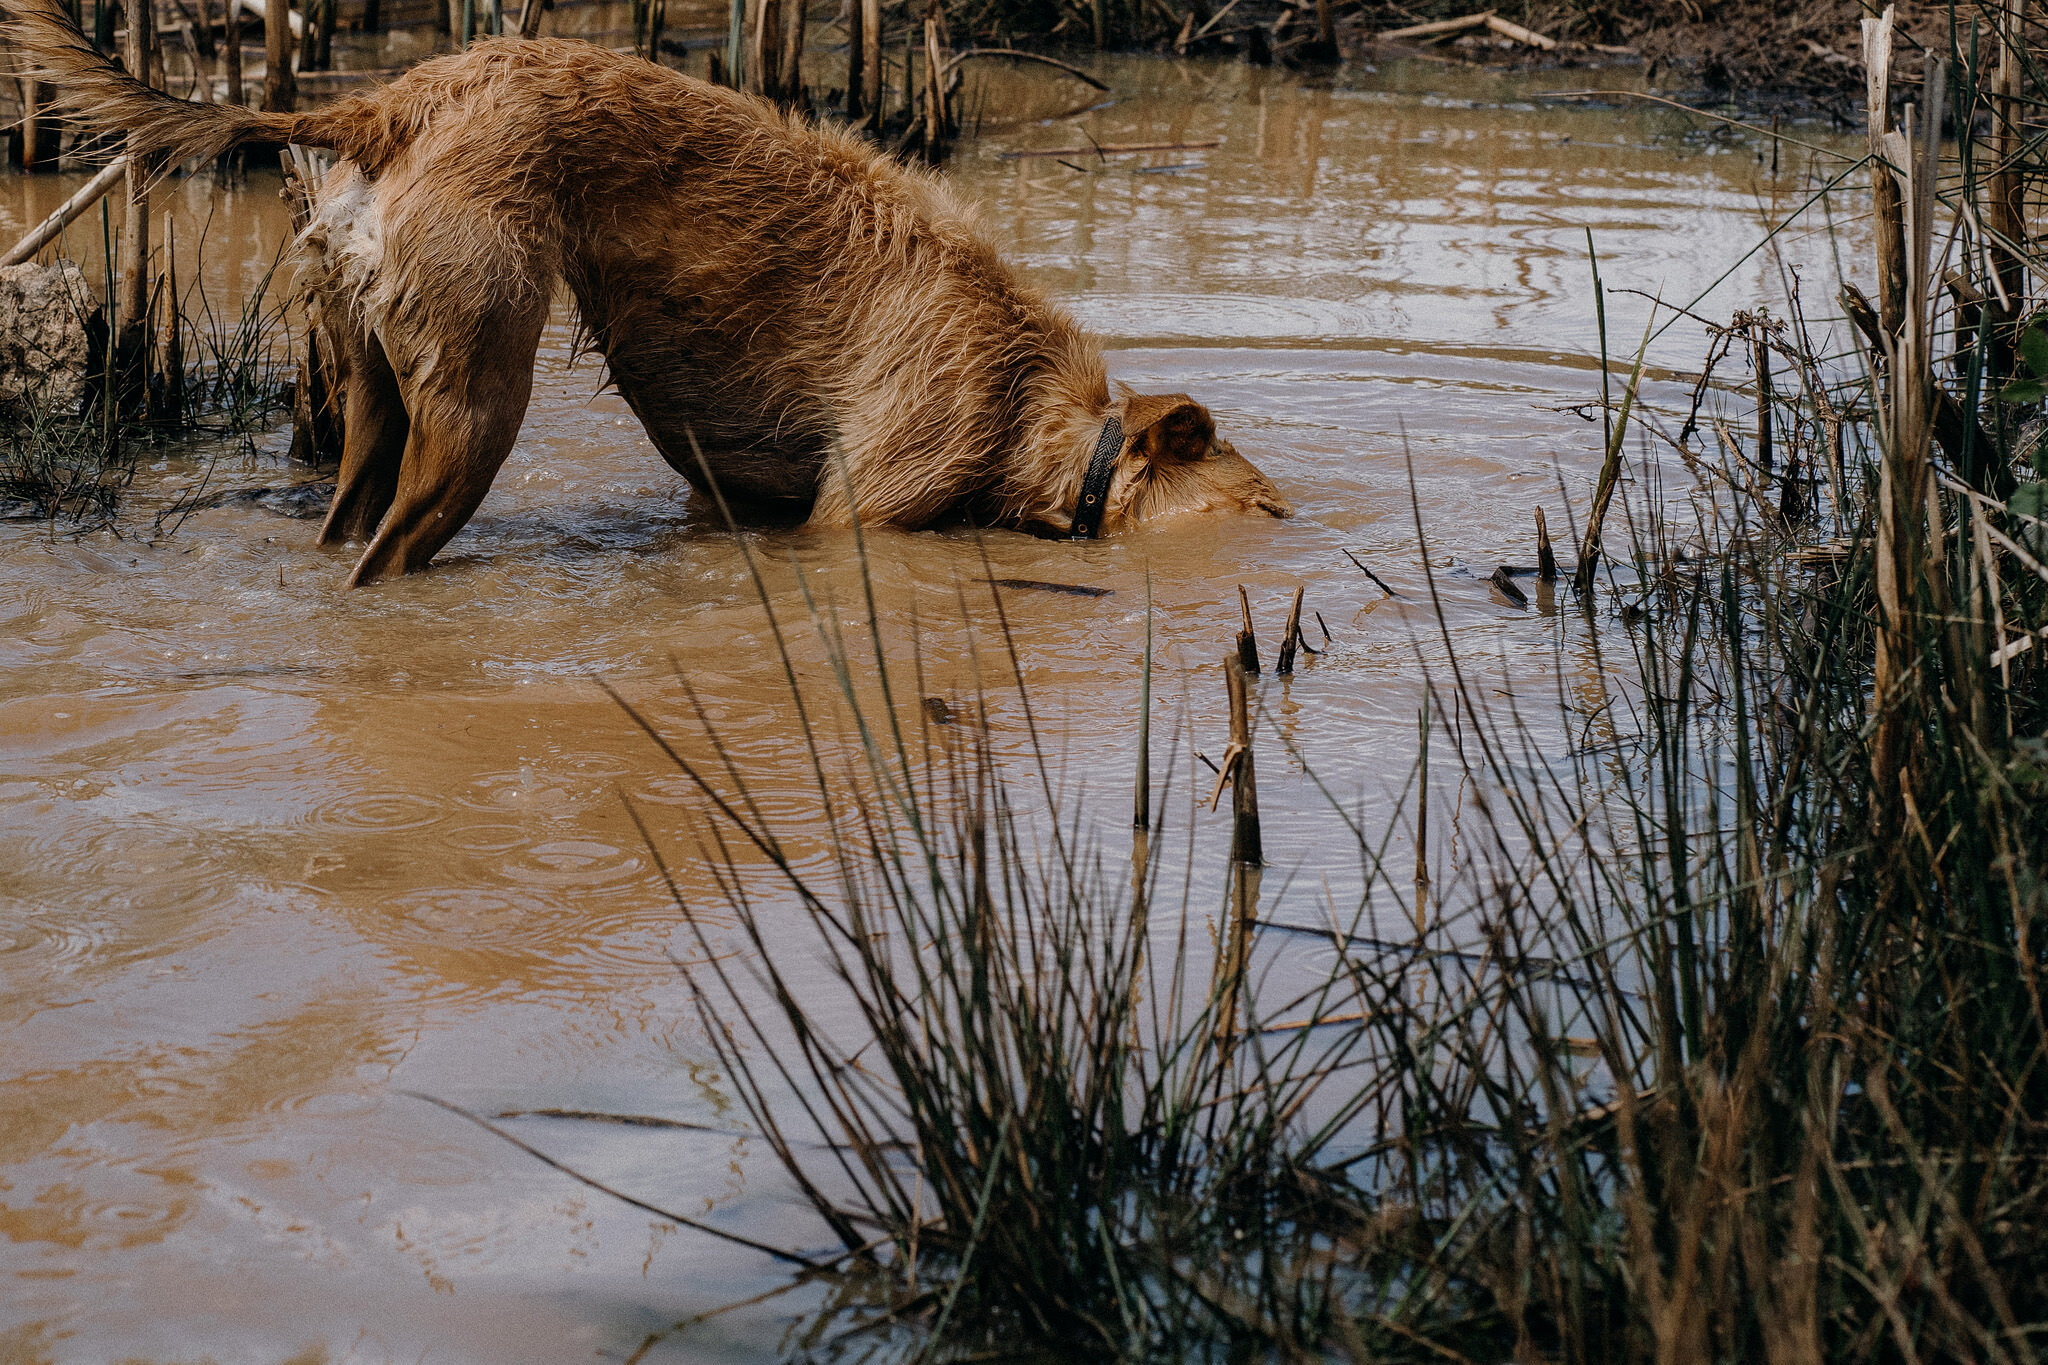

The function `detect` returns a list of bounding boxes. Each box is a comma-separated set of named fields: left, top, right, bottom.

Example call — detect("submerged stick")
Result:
left=1535, top=506, right=1557, bottom=580
left=1236, top=585, right=1260, bottom=674
left=1342, top=549, right=1397, bottom=597
left=999, top=139, right=1221, bottom=159
left=1275, top=585, right=1305, bottom=674
left=938, top=47, right=1108, bottom=90
left=0, top=161, right=127, bottom=268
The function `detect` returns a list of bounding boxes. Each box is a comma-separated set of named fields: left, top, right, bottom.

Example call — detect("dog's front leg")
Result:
left=345, top=304, right=546, bottom=586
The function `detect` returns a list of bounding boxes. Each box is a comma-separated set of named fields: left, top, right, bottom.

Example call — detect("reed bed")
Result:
left=0, top=236, right=294, bottom=527
left=602, top=4, right=2048, bottom=1359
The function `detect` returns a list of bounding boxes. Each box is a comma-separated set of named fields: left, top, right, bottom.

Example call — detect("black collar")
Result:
left=1068, top=415, right=1123, bottom=540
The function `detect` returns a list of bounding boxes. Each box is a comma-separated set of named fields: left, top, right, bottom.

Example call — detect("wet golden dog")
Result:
left=9, top=2, right=1290, bottom=583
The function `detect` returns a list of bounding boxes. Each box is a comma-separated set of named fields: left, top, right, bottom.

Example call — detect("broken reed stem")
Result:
left=1213, top=654, right=1261, bottom=1046
left=1414, top=692, right=1429, bottom=933
left=1753, top=320, right=1774, bottom=481
left=1873, top=73, right=1944, bottom=857
left=1865, top=7, right=1905, bottom=341
left=1236, top=585, right=1260, bottom=674
left=1224, top=654, right=1261, bottom=870
left=1535, top=506, right=1558, bottom=580
left=1275, top=585, right=1305, bottom=674
left=1574, top=315, right=1650, bottom=598
left=162, top=211, right=184, bottom=425
left=1134, top=585, right=1152, bottom=833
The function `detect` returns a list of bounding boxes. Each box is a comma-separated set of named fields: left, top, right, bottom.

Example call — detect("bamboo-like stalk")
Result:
left=922, top=11, right=948, bottom=153
left=860, top=0, right=880, bottom=118
left=845, top=0, right=864, bottom=117
left=220, top=0, right=242, bottom=106
left=117, top=0, right=157, bottom=401
left=263, top=0, right=295, bottom=108
left=1, top=160, right=127, bottom=267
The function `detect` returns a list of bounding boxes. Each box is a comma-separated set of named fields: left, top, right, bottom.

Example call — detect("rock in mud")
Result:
left=210, top=483, right=336, bottom=519
left=0, top=261, right=102, bottom=415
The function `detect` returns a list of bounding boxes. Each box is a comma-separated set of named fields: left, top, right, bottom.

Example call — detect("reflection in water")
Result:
left=0, top=48, right=1856, bottom=1361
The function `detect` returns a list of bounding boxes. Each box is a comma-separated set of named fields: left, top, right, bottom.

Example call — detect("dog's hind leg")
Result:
left=317, top=325, right=409, bottom=546
left=344, top=303, right=546, bottom=586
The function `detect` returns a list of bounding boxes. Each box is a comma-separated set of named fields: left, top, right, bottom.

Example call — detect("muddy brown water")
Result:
left=0, top=52, right=1858, bottom=1362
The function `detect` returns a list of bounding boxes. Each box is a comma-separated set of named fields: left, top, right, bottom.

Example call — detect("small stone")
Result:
left=0, top=261, right=102, bottom=416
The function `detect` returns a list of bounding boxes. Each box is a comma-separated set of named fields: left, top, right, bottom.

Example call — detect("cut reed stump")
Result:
left=1535, top=506, right=1557, bottom=580
left=1488, top=566, right=1528, bottom=607
left=1275, top=585, right=1305, bottom=674
left=1236, top=585, right=1260, bottom=674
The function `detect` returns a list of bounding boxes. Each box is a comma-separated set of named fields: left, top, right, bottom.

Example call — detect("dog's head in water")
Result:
left=1099, top=393, right=1291, bottom=533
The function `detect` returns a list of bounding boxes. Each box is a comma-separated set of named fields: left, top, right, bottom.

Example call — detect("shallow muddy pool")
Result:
left=0, top=51, right=1861, bottom=1362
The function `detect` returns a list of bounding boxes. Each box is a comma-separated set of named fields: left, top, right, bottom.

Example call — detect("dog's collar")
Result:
left=1068, top=415, right=1124, bottom=540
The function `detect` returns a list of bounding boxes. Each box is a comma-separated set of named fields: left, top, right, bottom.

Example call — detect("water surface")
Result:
left=0, top=50, right=1858, bottom=1362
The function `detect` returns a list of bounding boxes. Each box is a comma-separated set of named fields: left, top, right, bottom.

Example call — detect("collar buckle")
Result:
left=1069, top=415, right=1123, bottom=540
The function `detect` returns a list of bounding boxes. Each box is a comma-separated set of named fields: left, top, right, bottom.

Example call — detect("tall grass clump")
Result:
left=600, top=6, right=2048, bottom=1359
left=0, top=236, right=292, bottom=528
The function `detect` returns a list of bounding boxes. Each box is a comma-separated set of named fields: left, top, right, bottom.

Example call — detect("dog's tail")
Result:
left=2, top=0, right=411, bottom=169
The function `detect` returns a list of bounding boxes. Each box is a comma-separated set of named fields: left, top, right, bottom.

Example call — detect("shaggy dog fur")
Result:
left=5, top=0, right=1290, bottom=583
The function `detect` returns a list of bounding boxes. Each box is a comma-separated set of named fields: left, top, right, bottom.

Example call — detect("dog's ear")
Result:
left=1123, top=394, right=1216, bottom=465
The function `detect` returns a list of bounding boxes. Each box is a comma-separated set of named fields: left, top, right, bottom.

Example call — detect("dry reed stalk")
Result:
left=1413, top=693, right=1428, bottom=932
left=161, top=209, right=184, bottom=423
left=1276, top=584, right=1305, bottom=674
left=1872, top=71, right=1944, bottom=846
left=1988, top=0, right=2028, bottom=368
left=1752, top=320, right=1773, bottom=483
left=860, top=0, right=880, bottom=117
left=1864, top=8, right=1904, bottom=341
left=922, top=10, right=949, bottom=152
left=1211, top=654, right=1261, bottom=1044
left=1573, top=321, right=1648, bottom=598
left=262, top=0, right=293, bottom=108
